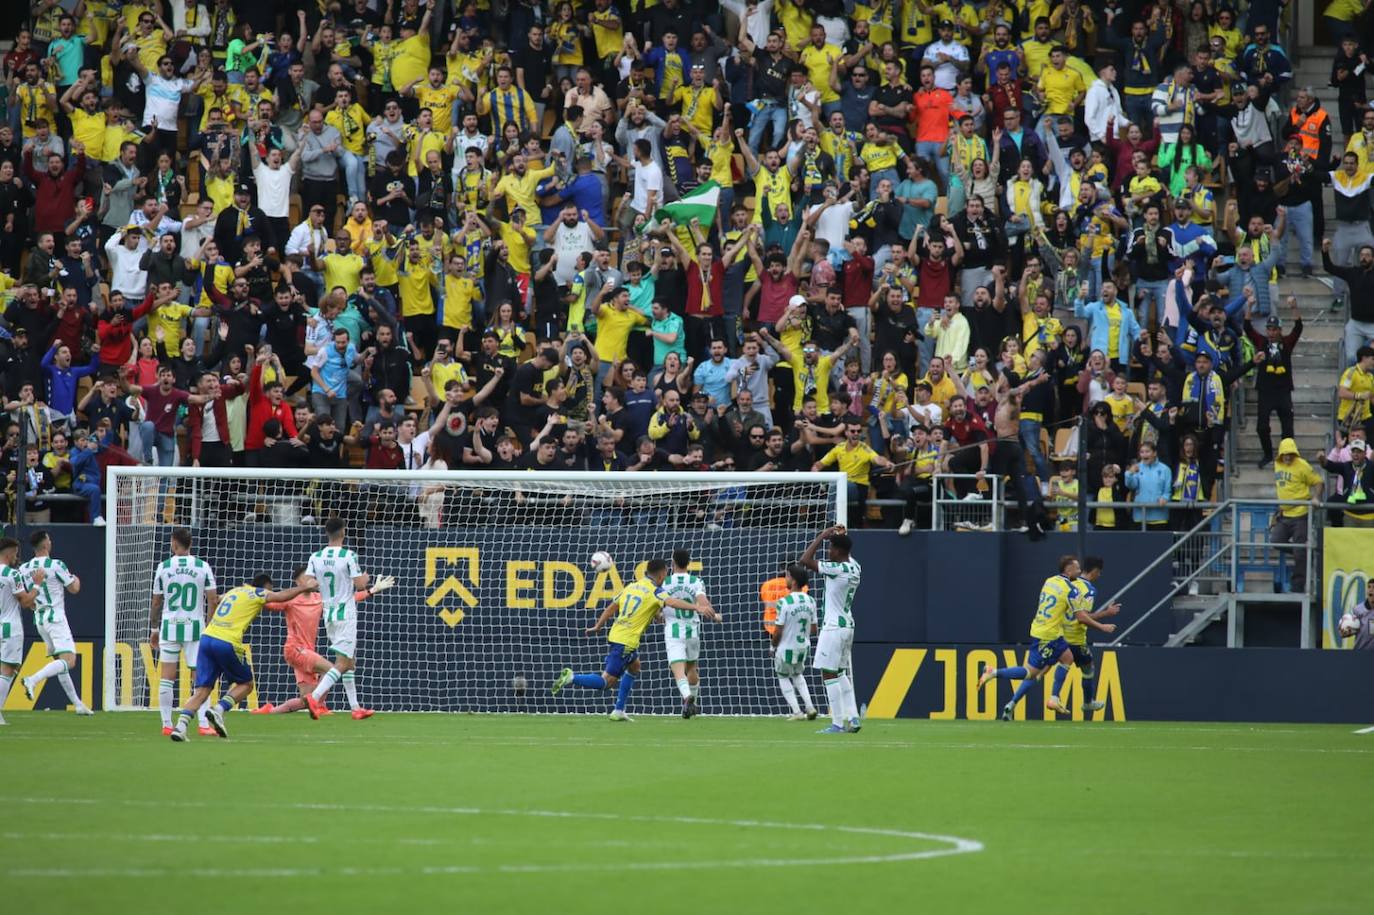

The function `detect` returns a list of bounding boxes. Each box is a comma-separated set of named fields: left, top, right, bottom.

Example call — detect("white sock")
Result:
left=56, top=672, right=82, bottom=708
left=342, top=671, right=360, bottom=710
left=675, top=677, right=692, bottom=700
left=0, top=673, right=13, bottom=710
left=313, top=668, right=341, bottom=701
left=778, top=678, right=801, bottom=714
left=158, top=679, right=175, bottom=727
left=824, top=678, right=845, bottom=726
left=32, top=658, right=66, bottom=683
left=792, top=675, right=815, bottom=712
left=838, top=674, right=859, bottom=720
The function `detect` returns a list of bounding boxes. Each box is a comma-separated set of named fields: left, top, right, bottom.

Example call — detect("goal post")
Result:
left=104, top=467, right=848, bottom=715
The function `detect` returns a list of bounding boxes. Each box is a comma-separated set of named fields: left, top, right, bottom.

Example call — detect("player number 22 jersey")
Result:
left=774, top=591, right=817, bottom=661
left=21, top=557, right=76, bottom=625
left=1030, top=574, right=1075, bottom=640
left=307, top=547, right=362, bottom=622
left=661, top=572, right=705, bottom=639
left=816, top=558, right=860, bottom=630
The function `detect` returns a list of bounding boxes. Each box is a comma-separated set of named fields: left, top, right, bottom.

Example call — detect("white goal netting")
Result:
left=105, top=469, right=846, bottom=715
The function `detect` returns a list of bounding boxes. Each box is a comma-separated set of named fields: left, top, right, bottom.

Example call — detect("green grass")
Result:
left=1, top=713, right=1364, bottom=913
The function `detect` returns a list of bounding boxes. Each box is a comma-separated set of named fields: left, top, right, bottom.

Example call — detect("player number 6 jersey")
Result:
left=20, top=556, right=75, bottom=626
left=152, top=555, right=218, bottom=642
left=307, top=547, right=362, bottom=622
left=815, top=558, right=860, bottom=631
left=661, top=572, right=705, bottom=640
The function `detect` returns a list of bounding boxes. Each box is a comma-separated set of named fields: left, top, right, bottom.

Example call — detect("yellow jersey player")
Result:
left=1054, top=556, right=1121, bottom=715
left=977, top=555, right=1081, bottom=719
left=169, top=572, right=314, bottom=742
left=551, top=558, right=700, bottom=721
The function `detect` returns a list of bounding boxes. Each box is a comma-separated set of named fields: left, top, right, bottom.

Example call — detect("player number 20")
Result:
left=166, top=582, right=200, bottom=613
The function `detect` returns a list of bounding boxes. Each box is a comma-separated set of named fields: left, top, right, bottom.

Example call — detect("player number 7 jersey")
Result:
left=307, top=547, right=362, bottom=621
left=815, top=559, right=860, bottom=630
left=20, top=556, right=76, bottom=626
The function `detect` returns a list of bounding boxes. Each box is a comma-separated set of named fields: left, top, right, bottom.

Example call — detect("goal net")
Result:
left=105, top=468, right=847, bottom=715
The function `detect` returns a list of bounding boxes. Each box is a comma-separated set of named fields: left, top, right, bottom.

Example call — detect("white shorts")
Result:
left=813, top=628, right=854, bottom=673
left=158, top=639, right=202, bottom=668
left=0, top=618, right=21, bottom=666
left=774, top=647, right=808, bottom=677
left=327, top=617, right=358, bottom=659
left=665, top=634, right=700, bottom=664
left=38, top=618, right=76, bottom=657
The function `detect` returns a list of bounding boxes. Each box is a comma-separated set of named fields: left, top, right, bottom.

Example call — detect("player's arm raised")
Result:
left=359, top=575, right=396, bottom=600
left=798, top=524, right=844, bottom=571
left=585, top=599, right=619, bottom=635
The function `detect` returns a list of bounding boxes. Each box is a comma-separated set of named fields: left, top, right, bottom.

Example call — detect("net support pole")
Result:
left=103, top=470, right=119, bottom=711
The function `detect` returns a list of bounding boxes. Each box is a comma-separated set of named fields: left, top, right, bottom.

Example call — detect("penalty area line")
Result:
left=1355, top=725, right=1374, bottom=735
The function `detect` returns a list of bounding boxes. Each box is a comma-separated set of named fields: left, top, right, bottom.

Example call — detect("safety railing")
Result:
left=931, top=473, right=1004, bottom=531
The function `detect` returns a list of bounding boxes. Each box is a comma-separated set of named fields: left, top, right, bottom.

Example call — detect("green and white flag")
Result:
left=649, top=181, right=721, bottom=230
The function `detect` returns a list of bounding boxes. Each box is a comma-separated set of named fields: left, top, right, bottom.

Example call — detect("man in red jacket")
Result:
left=246, top=352, right=299, bottom=465
left=22, top=145, right=85, bottom=238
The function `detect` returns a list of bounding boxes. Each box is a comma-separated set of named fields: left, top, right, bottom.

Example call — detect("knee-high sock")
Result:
left=824, top=677, right=845, bottom=726
left=342, top=671, right=360, bottom=710
left=676, top=677, right=692, bottom=700
left=792, top=674, right=814, bottom=711
left=1050, top=664, right=1070, bottom=704
left=312, top=668, right=342, bottom=700
left=995, top=666, right=1029, bottom=680
left=571, top=673, right=607, bottom=689
left=56, top=671, right=82, bottom=707
left=30, top=658, right=66, bottom=683
left=1008, top=674, right=1038, bottom=706
left=159, top=678, right=176, bottom=727
left=778, top=677, right=801, bottom=714
left=614, top=672, right=635, bottom=711
left=837, top=674, right=859, bottom=720
left=688, top=681, right=698, bottom=699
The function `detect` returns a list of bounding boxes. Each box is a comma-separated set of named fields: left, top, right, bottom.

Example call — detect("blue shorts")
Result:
left=193, top=636, right=254, bottom=689
left=1027, top=637, right=1071, bottom=670
left=1068, top=642, right=1094, bottom=673
left=603, top=643, right=639, bottom=678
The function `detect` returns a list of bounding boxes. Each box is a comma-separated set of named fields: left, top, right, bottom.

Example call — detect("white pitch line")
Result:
left=1355, top=726, right=1374, bottom=735
left=0, top=796, right=984, bottom=879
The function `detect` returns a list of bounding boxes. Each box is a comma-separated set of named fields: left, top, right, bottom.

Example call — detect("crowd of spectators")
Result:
left=0, top=0, right=1360, bottom=539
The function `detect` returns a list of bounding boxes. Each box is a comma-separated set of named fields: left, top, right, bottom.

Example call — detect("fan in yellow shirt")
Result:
left=441, top=252, right=482, bottom=332
left=325, top=95, right=370, bottom=155
left=62, top=84, right=107, bottom=161
left=393, top=239, right=438, bottom=318
left=1037, top=49, right=1086, bottom=116
left=812, top=420, right=894, bottom=486
left=799, top=29, right=843, bottom=104
left=407, top=67, right=462, bottom=129
left=492, top=155, right=557, bottom=219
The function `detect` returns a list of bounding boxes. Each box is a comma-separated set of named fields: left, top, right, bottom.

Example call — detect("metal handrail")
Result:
left=931, top=473, right=1003, bottom=530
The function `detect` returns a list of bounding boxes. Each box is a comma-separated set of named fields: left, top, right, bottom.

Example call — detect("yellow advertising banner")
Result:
left=1322, top=529, right=1374, bottom=648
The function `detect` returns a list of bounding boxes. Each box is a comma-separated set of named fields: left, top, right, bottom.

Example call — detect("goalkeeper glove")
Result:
left=369, top=575, right=397, bottom=595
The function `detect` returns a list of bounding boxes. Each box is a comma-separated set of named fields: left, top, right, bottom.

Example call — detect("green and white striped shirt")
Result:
left=21, top=556, right=76, bottom=626
left=661, top=572, right=706, bottom=640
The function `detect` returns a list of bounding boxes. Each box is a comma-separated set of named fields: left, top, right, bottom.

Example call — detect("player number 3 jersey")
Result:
left=152, top=555, right=218, bottom=643
left=774, top=591, right=817, bottom=663
left=307, top=547, right=362, bottom=623
left=816, top=558, right=860, bottom=630
left=21, top=556, right=75, bottom=626
left=661, top=572, right=705, bottom=640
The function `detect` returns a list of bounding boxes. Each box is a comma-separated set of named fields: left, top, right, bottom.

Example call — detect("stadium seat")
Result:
left=1051, top=428, right=1076, bottom=461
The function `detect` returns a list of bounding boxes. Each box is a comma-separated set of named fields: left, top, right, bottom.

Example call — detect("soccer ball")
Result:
left=511, top=675, right=528, bottom=696
left=1339, top=614, right=1360, bottom=638
left=589, top=551, right=614, bottom=573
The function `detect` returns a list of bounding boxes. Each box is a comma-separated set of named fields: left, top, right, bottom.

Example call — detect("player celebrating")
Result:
left=0, top=537, right=43, bottom=726
left=551, top=558, right=702, bottom=721
left=801, top=524, right=863, bottom=734
left=770, top=563, right=818, bottom=721
left=977, top=555, right=1081, bottom=719
left=302, top=519, right=373, bottom=720
left=18, top=531, right=93, bottom=715
left=662, top=548, right=720, bottom=719
left=251, top=567, right=395, bottom=718
left=1055, top=556, right=1120, bottom=715
left=169, top=572, right=315, bottom=741
left=149, top=528, right=220, bottom=736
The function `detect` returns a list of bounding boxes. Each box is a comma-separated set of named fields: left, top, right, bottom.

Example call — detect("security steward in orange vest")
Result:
left=1282, top=87, right=1333, bottom=240
left=1243, top=295, right=1303, bottom=468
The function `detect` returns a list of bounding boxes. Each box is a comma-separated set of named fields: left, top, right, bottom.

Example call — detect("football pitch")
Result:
left=1, top=714, right=1362, bottom=914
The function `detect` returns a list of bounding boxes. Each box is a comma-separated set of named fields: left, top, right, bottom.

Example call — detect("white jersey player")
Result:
left=801, top=524, right=862, bottom=734
left=19, top=531, right=92, bottom=714
left=662, top=548, right=720, bottom=719
left=0, top=536, right=42, bottom=725
left=149, top=527, right=220, bottom=735
left=303, top=518, right=371, bottom=720
left=770, top=563, right=818, bottom=721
